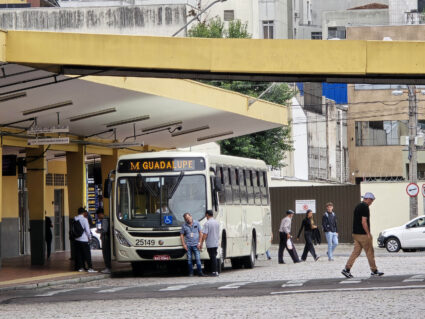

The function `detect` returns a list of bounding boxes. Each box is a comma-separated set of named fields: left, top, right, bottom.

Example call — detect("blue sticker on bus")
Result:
left=164, top=215, right=173, bottom=225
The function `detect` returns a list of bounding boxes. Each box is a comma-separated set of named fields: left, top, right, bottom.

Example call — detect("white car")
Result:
left=377, top=215, right=425, bottom=252
left=90, top=227, right=102, bottom=250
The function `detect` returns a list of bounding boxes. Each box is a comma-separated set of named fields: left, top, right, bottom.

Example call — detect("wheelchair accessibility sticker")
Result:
left=164, top=215, right=173, bottom=225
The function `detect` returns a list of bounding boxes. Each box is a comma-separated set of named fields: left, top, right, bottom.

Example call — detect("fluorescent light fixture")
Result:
left=22, top=100, right=73, bottom=116
left=27, top=126, right=69, bottom=135
left=69, top=108, right=116, bottom=122
left=106, top=115, right=150, bottom=128
left=172, top=125, right=210, bottom=137
left=109, top=142, right=144, bottom=148
left=197, top=131, right=233, bottom=142
left=0, top=92, right=27, bottom=103
left=142, top=120, right=183, bottom=132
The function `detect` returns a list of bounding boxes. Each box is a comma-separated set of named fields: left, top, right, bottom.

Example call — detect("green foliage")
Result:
left=188, top=18, right=294, bottom=168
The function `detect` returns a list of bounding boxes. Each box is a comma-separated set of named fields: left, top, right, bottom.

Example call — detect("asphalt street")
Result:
left=1, top=274, right=425, bottom=305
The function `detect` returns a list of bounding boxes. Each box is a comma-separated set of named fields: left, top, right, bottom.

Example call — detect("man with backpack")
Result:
left=74, top=207, right=97, bottom=273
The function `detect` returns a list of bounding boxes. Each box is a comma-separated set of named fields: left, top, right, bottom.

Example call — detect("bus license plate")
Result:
left=154, top=255, right=170, bottom=261
left=135, top=239, right=155, bottom=246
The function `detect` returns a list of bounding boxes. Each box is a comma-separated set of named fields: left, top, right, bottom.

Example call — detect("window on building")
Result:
left=328, top=26, right=346, bottom=39
left=263, top=20, right=274, bottom=39
left=355, top=120, right=409, bottom=146
left=311, top=32, right=322, bottom=40
left=224, top=10, right=234, bottom=21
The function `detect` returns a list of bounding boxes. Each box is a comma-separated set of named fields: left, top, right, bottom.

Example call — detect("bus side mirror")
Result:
left=104, top=178, right=111, bottom=199
left=214, top=176, right=223, bottom=192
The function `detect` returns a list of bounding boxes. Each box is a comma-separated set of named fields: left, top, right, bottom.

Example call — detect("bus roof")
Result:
left=118, top=151, right=267, bottom=169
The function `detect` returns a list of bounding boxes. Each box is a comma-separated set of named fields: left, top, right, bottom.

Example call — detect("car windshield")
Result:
left=116, top=174, right=206, bottom=227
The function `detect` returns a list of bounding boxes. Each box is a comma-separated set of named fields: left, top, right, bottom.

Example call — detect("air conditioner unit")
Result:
left=415, top=136, right=424, bottom=146
left=400, top=136, right=409, bottom=145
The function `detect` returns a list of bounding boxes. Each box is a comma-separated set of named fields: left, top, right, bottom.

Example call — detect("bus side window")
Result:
left=224, top=167, right=233, bottom=205
left=247, top=170, right=254, bottom=205
left=260, top=171, right=268, bottom=205
left=253, top=171, right=261, bottom=205
left=240, top=169, right=247, bottom=204
left=218, top=166, right=226, bottom=204
left=232, top=168, right=241, bottom=204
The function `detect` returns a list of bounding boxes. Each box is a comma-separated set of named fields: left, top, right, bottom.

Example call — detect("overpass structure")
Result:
left=3, top=30, right=425, bottom=84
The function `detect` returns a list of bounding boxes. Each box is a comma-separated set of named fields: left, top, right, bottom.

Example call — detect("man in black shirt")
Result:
left=342, top=192, right=384, bottom=278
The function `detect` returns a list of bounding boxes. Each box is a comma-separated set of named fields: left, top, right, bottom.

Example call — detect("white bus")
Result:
left=104, top=151, right=272, bottom=274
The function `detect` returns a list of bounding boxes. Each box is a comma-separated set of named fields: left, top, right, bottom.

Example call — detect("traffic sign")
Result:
left=422, top=184, right=425, bottom=197
left=406, top=183, right=419, bottom=197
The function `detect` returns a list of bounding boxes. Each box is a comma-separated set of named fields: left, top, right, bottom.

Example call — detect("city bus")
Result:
left=104, top=151, right=272, bottom=274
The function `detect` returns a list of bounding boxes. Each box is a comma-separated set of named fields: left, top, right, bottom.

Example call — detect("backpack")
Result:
left=71, top=219, right=84, bottom=239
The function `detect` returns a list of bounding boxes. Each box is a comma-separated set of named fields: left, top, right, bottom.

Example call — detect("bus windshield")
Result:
left=116, top=174, right=206, bottom=227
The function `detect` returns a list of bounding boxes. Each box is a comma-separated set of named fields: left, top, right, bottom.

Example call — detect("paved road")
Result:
left=2, top=274, right=425, bottom=305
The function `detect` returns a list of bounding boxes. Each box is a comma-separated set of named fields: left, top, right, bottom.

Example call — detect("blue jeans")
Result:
left=187, top=246, right=203, bottom=275
left=325, top=232, right=338, bottom=260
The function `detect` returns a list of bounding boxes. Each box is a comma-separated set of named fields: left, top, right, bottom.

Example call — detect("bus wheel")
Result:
left=131, top=262, right=144, bottom=276
left=244, top=237, right=256, bottom=269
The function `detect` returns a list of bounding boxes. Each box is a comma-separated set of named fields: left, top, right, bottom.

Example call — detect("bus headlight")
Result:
left=114, top=229, right=131, bottom=247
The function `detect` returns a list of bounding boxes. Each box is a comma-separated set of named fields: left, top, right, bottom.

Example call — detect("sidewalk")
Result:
left=0, top=250, right=110, bottom=292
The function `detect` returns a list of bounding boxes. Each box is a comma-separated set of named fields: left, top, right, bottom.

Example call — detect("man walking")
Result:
left=74, top=207, right=97, bottom=273
left=180, top=212, right=206, bottom=277
left=278, top=210, right=300, bottom=264
left=342, top=193, right=384, bottom=278
left=322, top=202, right=338, bottom=261
left=200, top=210, right=220, bottom=276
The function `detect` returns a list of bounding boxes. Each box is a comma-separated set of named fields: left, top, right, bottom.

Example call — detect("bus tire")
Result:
left=131, top=262, right=144, bottom=276
left=219, top=233, right=226, bottom=273
left=243, top=236, right=256, bottom=269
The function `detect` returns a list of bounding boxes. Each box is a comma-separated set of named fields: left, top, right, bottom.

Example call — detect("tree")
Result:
left=188, top=18, right=294, bottom=168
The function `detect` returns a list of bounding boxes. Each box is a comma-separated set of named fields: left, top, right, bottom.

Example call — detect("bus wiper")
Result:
left=168, top=171, right=184, bottom=199
left=141, top=176, right=160, bottom=198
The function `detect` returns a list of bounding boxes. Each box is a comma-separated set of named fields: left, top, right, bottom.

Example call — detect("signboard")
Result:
left=28, top=137, right=70, bottom=145
left=295, top=200, right=316, bottom=214
left=406, top=183, right=419, bottom=197
left=118, top=157, right=205, bottom=173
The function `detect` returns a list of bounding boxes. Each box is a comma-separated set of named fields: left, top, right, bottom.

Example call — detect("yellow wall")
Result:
left=1, top=176, right=18, bottom=219
left=361, top=182, right=419, bottom=246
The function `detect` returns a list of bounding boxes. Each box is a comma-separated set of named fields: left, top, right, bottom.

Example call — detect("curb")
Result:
left=0, top=274, right=109, bottom=292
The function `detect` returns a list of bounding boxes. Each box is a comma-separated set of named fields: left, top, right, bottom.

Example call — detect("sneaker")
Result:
left=341, top=268, right=353, bottom=278
left=87, top=268, right=98, bottom=273
left=78, top=268, right=85, bottom=272
left=314, top=256, right=320, bottom=262
left=198, top=273, right=207, bottom=277
left=189, top=273, right=194, bottom=277
left=371, top=270, right=384, bottom=277
left=101, top=268, right=111, bottom=274
left=267, top=256, right=272, bottom=260
left=209, top=272, right=219, bottom=277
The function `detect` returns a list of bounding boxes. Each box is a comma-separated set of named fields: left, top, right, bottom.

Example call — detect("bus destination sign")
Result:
left=118, top=157, right=205, bottom=173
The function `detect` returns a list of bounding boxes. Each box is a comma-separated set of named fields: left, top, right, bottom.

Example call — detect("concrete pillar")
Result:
left=66, top=145, right=86, bottom=263
left=66, top=145, right=86, bottom=218
left=101, top=150, right=120, bottom=217
left=26, top=146, right=47, bottom=265
left=0, top=146, right=3, bottom=268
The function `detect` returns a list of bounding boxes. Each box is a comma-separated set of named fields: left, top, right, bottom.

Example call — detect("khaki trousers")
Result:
left=345, top=234, right=377, bottom=271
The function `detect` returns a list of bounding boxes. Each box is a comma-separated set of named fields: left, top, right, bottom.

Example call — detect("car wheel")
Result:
left=385, top=237, right=401, bottom=252
left=90, top=237, right=100, bottom=250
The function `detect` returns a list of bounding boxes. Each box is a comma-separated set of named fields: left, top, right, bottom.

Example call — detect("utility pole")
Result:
left=407, top=85, right=418, bottom=220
